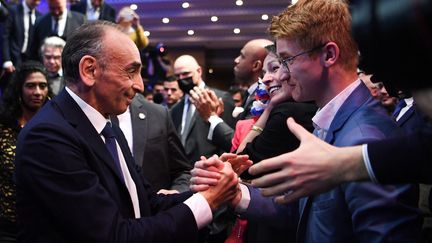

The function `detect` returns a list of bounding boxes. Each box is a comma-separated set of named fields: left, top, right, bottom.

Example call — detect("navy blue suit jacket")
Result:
left=70, top=0, right=116, bottom=23
left=2, top=3, right=41, bottom=66
left=15, top=90, right=198, bottom=242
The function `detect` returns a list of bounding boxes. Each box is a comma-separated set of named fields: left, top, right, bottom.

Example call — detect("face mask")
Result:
left=177, top=76, right=195, bottom=94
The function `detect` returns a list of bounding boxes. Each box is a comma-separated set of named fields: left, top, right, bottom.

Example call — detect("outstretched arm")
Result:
left=249, top=117, right=368, bottom=203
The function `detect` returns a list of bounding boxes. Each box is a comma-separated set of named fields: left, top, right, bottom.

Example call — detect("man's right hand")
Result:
left=198, top=161, right=240, bottom=211
left=4, top=65, right=15, bottom=73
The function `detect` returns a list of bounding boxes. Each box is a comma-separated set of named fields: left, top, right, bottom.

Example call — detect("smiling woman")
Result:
left=0, top=60, right=50, bottom=242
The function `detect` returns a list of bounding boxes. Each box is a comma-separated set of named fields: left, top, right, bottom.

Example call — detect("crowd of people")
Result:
left=0, top=0, right=431, bottom=242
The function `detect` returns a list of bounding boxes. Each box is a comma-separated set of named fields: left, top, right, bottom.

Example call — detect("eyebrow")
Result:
left=126, top=62, right=142, bottom=71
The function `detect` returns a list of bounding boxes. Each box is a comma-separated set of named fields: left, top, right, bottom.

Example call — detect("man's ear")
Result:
left=322, top=42, right=339, bottom=67
left=252, top=60, right=263, bottom=72
left=79, top=55, right=98, bottom=87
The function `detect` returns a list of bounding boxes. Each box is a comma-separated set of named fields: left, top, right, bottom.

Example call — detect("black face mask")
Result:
left=177, top=76, right=195, bottom=94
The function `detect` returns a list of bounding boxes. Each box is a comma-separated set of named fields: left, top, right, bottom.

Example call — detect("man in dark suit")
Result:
left=14, top=21, right=240, bottom=242
left=2, top=0, right=41, bottom=73
left=171, top=54, right=236, bottom=164
left=27, top=0, right=85, bottom=61
left=117, top=93, right=191, bottom=193
left=70, top=0, right=116, bottom=23
left=191, top=39, right=273, bottom=152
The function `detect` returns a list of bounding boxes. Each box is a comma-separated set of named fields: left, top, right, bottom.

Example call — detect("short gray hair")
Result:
left=41, top=36, right=66, bottom=53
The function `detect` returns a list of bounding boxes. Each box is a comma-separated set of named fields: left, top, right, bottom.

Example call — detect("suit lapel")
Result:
left=396, top=106, right=414, bottom=126
left=172, top=98, right=185, bottom=132
left=324, top=82, right=371, bottom=144
left=17, top=5, right=25, bottom=41
left=297, top=82, right=371, bottom=241
left=53, top=90, right=126, bottom=185
left=130, top=96, right=148, bottom=167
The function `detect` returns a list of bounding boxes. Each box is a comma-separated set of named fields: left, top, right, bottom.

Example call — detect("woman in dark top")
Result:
left=0, top=61, right=50, bottom=242
left=238, top=46, right=317, bottom=164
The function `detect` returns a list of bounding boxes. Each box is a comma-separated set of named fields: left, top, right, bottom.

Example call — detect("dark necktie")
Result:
left=52, top=19, right=59, bottom=36
left=392, top=99, right=407, bottom=120
left=101, top=122, right=124, bottom=182
left=28, top=10, right=33, bottom=33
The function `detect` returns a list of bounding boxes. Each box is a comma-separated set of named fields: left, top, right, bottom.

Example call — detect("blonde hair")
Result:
left=269, top=0, right=358, bottom=71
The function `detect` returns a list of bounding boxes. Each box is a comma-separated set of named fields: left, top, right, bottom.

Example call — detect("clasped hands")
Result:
left=190, top=153, right=252, bottom=211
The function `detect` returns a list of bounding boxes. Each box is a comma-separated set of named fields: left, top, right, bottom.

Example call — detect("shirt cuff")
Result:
left=183, top=193, right=213, bottom=229
left=362, top=144, right=378, bottom=183
left=3, top=61, right=13, bottom=69
left=207, top=115, right=224, bottom=140
left=234, top=183, right=251, bottom=213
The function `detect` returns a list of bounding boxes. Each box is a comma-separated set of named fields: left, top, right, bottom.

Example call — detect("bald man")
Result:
left=170, top=54, right=236, bottom=164
left=191, top=39, right=273, bottom=152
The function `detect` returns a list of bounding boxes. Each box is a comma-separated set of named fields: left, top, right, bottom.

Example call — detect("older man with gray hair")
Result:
left=41, top=36, right=66, bottom=96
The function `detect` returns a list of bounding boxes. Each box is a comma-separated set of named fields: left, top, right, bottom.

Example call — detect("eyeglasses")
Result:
left=279, top=43, right=326, bottom=72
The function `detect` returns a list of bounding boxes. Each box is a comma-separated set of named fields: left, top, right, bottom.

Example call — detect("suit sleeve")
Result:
left=368, top=125, right=432, bottom=184
left=211, top=122, right=234, bottom=152
left=2, top=6, right=13, bottom=63
left=243, top=186, right=299, bottom=229
left=15, top=122, right=199, bottom=243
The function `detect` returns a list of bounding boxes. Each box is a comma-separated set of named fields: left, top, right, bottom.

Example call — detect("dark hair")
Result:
left=228, top=86, right=245, bottom=99
left=265, top=44, right=276, bottom=54
left=164, top=75, right=177, bottom=83
left=62, top=21, right=119, bottom=84
left=0, top=61, right=49, bottom=128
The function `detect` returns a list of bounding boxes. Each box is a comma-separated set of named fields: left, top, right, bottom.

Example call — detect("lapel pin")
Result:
left=138, top=113, right=146, bottom=120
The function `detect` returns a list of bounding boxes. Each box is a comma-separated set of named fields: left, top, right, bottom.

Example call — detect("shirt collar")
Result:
left=22, top=1, right=31, bottom=13
left=312, top=79, right=362, bottom=131
left=248, top=82, right=258, bottom=96
left=87, top=0, right=100, bottom=11
left=65, top=86, right=109, bottom=134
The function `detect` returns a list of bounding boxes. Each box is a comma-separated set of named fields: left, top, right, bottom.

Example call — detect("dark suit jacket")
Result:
left=15, top=90, right=198, bottom=243
left=170, top=86, right=235, bottom=164
left=2, top=3, right=41, bottom=66
left=129, top=94, right=191, bottom=192
left=70, top=0, right=116, bottom=23
left=27, top=11, right=85, bottom=60
left=211, top=83, right=258, bottom=152
left=369, top=122, right=432, bottom=184
left=396, top=103, right=429, bottom=134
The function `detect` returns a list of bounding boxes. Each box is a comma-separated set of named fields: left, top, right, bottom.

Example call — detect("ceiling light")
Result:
left=233, top=28, right=240, bottom=34
left=187, top=30, right=194, bottom=36
left=130, top=4, right=137, bottom=10
left=208, top=68, right=214, bottom=74
left=162, top=17, right=170, bottom=24
left=144, top=31, right=150, bottom=37
left=182, top=2, right=190, bottom=8
left=211, top=16, right=218, bottom=22
left=261, top=14, right=269, bottom=20
left=236, top=0, right=243, bottom=6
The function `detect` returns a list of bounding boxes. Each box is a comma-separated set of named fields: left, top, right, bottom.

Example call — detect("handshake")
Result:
left=190, top=153, right=253, bottom=211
